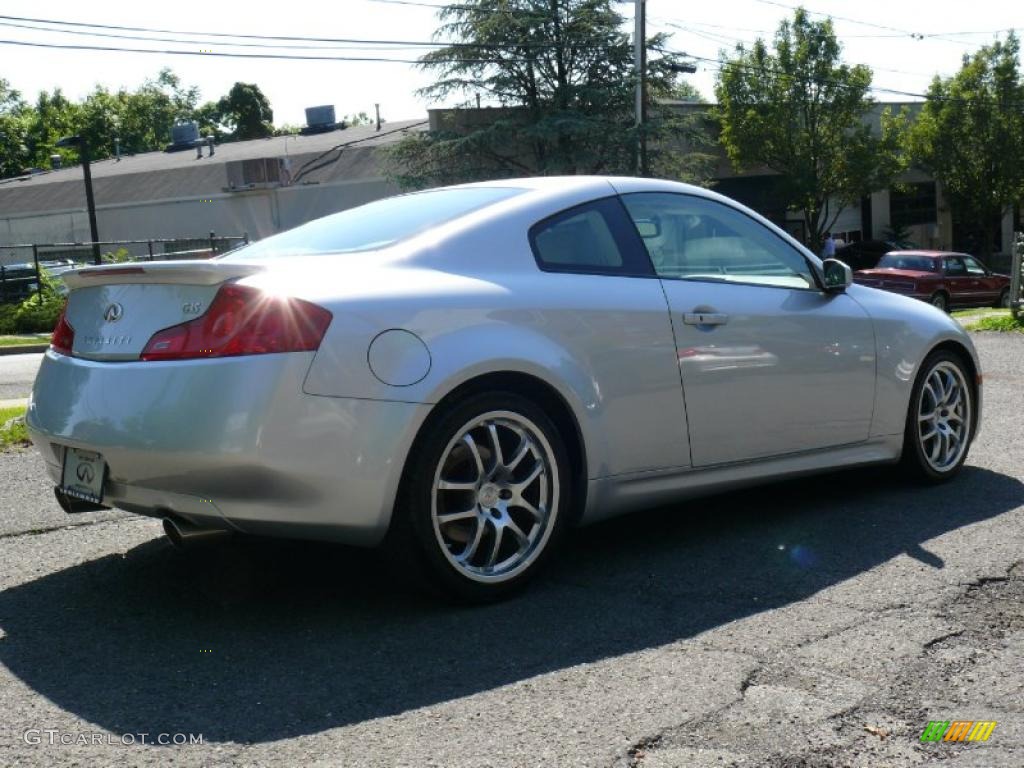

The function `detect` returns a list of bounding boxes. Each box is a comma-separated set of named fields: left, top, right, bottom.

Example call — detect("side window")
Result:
left=944, top=257, right=967, bottom=277
left=620, top=192, right=816, bottom=290
left=529, top=197, right=652, bottom=276
left=962, top=256, right=987, bottom=275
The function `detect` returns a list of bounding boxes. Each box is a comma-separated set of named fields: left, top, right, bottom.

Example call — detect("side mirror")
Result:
left=822, top=258, right=853, bottom=292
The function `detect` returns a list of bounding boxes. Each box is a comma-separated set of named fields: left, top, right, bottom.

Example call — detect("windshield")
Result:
left=876, top=254, right=937, bottom=272
left=226, top=186, right=525, bottom=260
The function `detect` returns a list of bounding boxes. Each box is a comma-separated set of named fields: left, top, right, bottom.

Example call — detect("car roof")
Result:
left=884, top=250, right=970, bottom=259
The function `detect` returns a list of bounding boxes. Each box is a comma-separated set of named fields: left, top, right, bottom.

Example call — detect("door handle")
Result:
left=683, top=312, right=729, bottom=326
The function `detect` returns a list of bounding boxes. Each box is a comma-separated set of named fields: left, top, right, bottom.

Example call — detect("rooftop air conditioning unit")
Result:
left=225, top=157, right=292, bottom=190
left=166, top=121, right=201, bottom=152
left=301, top=105, right=339, bottom=135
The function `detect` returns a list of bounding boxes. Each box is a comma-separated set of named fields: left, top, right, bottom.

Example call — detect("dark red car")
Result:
left=853, top=251, right=1011, bottom=312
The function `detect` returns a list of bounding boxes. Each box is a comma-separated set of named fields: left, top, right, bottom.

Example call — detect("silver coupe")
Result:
left=28, top=177, right=982, bottom=600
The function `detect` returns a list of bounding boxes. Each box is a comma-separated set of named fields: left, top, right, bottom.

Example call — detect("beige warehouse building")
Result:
left=0, top=119, right=426, bottom=263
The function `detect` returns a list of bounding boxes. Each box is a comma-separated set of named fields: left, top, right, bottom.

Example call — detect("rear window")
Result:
left=876, top=255, right=937, bottom=272
left=226, top=187, right=524, bottom=259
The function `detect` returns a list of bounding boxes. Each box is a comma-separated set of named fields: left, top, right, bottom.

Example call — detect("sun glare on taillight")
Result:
left=140, top=284, right=332, bottom=361
left=51, top=304, right=75, bottom=355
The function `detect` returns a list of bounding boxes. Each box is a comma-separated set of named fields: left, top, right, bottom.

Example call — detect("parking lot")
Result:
left=1, top=333, right=1022, bottom=767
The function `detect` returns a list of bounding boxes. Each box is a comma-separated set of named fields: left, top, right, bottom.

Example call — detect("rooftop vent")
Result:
left=300, top=105, right=339, bottom=135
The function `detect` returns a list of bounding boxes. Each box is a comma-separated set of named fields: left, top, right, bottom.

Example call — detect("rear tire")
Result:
left=388, top=391, right=571, bottom=602
left=901, top=349, right=974, bottom=483
left=930, top=292, right=948, bottom=312
left=996, top=288, right=1010, bottom=309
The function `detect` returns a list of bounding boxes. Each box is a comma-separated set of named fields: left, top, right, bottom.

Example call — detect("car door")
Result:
left=526, top=196, right=693, bottom=474
left=942, top=256, right=972, bottom=306
left=962, top=255, right=1000, bottom=304
left=619, top=192, right=876, bottom=468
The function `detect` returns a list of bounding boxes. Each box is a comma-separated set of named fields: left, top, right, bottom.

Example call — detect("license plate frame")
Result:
left=61, top=447, right=107, bottom=505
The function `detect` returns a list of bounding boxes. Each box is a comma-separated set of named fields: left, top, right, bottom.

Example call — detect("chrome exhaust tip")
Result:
left=162, top=516, right=232, bottom=548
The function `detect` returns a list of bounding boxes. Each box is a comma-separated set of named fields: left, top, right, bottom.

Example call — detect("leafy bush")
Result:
left=0, top=303, right=16, bottom=334
left=10, top=271, right=64, bottom=333
left=102, top=247, right=133, bottom=263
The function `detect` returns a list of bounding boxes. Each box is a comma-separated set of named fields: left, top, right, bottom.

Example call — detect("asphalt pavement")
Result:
left=0, top=334, right=1022, bottom=767
left=0, top=351, right=41, bottom=403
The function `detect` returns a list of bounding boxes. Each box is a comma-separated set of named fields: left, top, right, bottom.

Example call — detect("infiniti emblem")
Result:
left=103, top=303, right=124, bottom=323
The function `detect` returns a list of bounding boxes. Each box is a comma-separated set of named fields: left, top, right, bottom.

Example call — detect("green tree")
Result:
left=0, top=79, right=32, bottom=177
left=342, top=111, right=375, bottom=126
left=215, top=82, right=274, bottom=141
left=26, top=88, right=81, bottom=168
left=28, top=69, right=202, bottom=167
left=116, top=69, right=200, bottom=152
left=907, top=33, right=1024, bottom=259
left=671, top=81, right=705, bottom=103
left=384, top=0, right=711, bottom=189
left=714, top=9, right=907, bottom=251
left=0, top=69, right=214, bottom=177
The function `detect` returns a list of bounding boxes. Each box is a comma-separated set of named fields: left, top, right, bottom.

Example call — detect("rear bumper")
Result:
left=27, top=350, right=432, bottom=545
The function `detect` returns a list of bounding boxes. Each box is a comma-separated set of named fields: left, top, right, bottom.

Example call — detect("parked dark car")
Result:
left=0, top=259, right=75, bottom=303
left=854, top=251, right=1011, bottom=311
left=835, top=239, right=917, bottom=271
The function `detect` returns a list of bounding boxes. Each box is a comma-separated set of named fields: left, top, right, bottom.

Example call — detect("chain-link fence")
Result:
left=0, top=234, right=249, bottom=304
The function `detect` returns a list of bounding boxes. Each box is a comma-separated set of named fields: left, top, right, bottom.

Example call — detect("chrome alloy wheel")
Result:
left=431, top=410, right=559, bottom=583
left=917, top=361, right=971, bottom=473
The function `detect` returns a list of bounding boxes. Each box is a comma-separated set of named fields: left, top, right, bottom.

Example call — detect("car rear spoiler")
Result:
left=63, top=260, right=265, bottom=290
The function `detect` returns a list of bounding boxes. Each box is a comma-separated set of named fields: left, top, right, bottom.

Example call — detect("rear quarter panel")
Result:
left=252, top=181, right=692, bottom=480
left=294, top=265, right=691, bottom=479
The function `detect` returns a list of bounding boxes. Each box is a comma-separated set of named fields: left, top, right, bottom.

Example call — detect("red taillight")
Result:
left=51, top=304, right=75, bottom=355
left=140, top=284, right=332, bottom=361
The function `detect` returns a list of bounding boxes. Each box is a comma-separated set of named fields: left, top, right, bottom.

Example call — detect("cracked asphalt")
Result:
left=1, top=334, right=1022, bottom=768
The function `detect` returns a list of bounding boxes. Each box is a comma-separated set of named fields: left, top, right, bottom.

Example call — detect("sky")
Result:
left=0, top=0, right=1019, bottom=127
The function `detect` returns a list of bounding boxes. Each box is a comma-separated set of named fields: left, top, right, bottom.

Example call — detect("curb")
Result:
left=0, top=344, right=48, bottom=356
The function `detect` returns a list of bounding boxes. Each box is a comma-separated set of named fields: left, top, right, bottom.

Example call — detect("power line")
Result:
left=657, top=46, right=1024, bottom=109
left=748, top=0, right=929, bottom=38
left=657, top=47, right=930, bottom=99
left=359, top=0, right=587, bottom=17
left=0, top=37, right=521, bottom=64
left=745, top=0, right=1007, bottom=47
left=654, top=21, right=938, bottom=80
left=0, top=20, right=433, bottom=52
left=291, top=119, right=429, bottom=183
left=0, top=12, right=621, bottom=51
left=651, top=15, right=908, bottom=40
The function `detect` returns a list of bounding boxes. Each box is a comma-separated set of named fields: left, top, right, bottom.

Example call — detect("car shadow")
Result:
left=0, top=465, right=1020, bottom=744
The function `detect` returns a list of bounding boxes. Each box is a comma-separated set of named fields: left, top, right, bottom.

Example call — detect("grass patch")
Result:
left=951, top=308, right=1009, bottom=319
left=963, top=314, right=1024, bottom=333
left=0, top=334, right=50, bottom=348
left=0, top=405, right=30, bottom=450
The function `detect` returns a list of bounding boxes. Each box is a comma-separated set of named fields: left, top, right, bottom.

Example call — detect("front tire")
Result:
left=902, top=350, right=974, bottom=483
left=391, top=392, right=571, bottom=601
left=930, top=292, right=948, bottom=312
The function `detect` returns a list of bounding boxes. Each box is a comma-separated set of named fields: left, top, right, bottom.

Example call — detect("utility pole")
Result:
left=57, top=135, right=101, bottom=264
left=634, top=0, right=647, bottom=176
